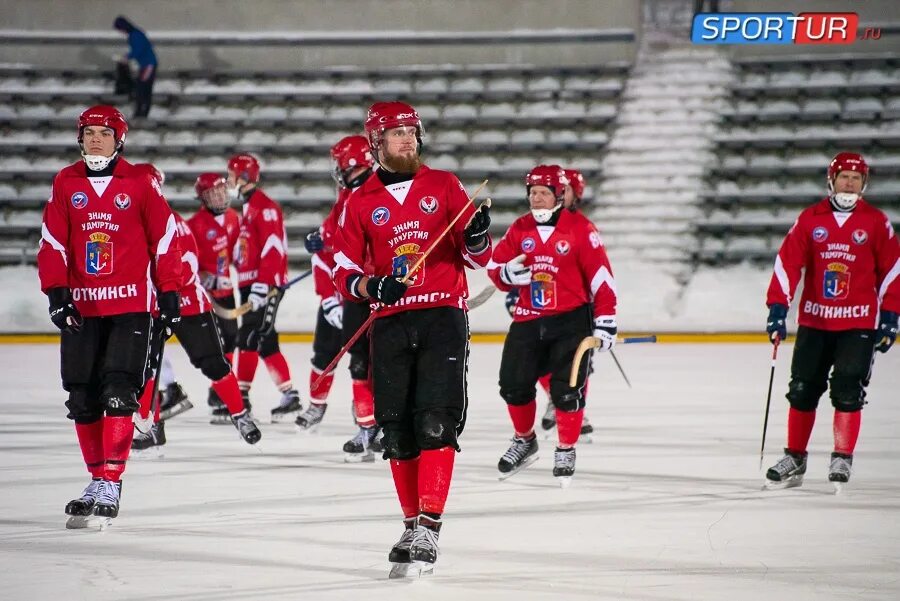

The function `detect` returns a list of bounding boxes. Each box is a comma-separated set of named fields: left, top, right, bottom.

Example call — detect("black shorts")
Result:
left=499, top=305, right=592, bottom=409
left=342, top=299, right=371, bottom=368
left=211, top=294, right=238, bottom=353
left=236, top=285, right=280, bottom=357
left=311, top=305, right=342, bottom=371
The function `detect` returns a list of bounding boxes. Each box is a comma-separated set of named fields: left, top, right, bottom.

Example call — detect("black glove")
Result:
left=157, top=291, right=181, bottom=328
left=256, top=286, right=285, bottom=338
left=505, top=288, right=519, bottom=317
left=463, top=203, right=491, bottom=251
left=766, top=304, right=788, bottom=343
left=47, top=287, right=82, bottom=333
left=305, top=231, right=324, bottom=253
left=366, top=276, right=408, bottom=306
left=876, top=310, right=898, bottom=353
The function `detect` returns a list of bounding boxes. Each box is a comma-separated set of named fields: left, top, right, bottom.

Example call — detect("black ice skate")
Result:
left=294, top=402, right=327, bottom=432
left=388, top=517, right=417, bottom=579
left=232, top=409, right=262, bottom=445
left=553, top=446, right=576, bottom=488
left=93, top=480, right=122, bottom=529
left=497, top=434, right=539, bottom=480
left=159, top=382, right=193, bottom=421
left=271, top=389, right=302, bottom=423
left=207, top=386, right=225, bottom=408
left=211, top=390, right=251, bottom=425
left=540, top=401, right=556, bottom=432
left=765, top=449, right=807, bottom=490
left=370, top=427, right=384, bottom=453
left=343, top=425, right=378, bottom=462
left=828, top=452, right=853, bottom=493
left=65, top=478, right=102, bottom=529
left=131, top=421, right=166, bottom=458
left=408, top=515, right=441, bottom=576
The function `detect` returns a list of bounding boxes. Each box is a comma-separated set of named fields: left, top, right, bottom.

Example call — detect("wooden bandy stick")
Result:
left=568, top=335, right=658, bottom=387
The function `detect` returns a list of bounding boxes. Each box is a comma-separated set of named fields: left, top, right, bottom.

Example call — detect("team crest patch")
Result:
left=852, top=229, right=868, bottom=245
left=419, top=196, right=438, bottom=214
left=823, top=262, right=850, bottom=299
left=521, top=237, right=536, bottom=253
left=71, top=191, right=89, bottom=209
left=555, top=240, right=571, bottom=256
left=589, top=231, right=602, bottom=249
left=391, top=243, right=424, bottom=288
left=812, top=226, right=828, bottom=242
left=207, top=229, right=217, bottom=240
left=86, top=232, right=113, bottom=276
left=372, top=207, right=390, bottom=226
left=530, top=273, right=556, bottom=310
left=114, top=193, right=131, bottom=210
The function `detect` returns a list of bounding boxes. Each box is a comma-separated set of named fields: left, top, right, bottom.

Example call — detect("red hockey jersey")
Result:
left=767, top=198, right=900, bottom=330
left=186, top=206, right=240, bottom=300
left=173, top=212, right=211, bottom=317
left=38, top=159, right=182, bottom=317
left=333, top=166, right=491, bottom=317
left=233, top=188, right=288, bottom=288
left=489, top=208, right=617, bottom=322
left=312, top=186, right=348, bottom=298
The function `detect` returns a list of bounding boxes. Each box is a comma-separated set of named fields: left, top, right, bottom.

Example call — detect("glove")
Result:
left=322, top=295, right=343, bottom=329
left=157, top=291, right=181, bottom=328
left=505, top=288, right=520, bottom=317
left=366, top=276, right=408, bottom=306
left=463, top=203, right=491, bottom=251
left=876, top=310, right=898, bottom=353
left=199, top=271, right=217, bottom=290
left=47, top=287, right=83, bottom=333
left=248, top=282, right=270, bottom=312
left=593, top=315, right=617, bottom=352
left=500, top=254, right=531, bottom=287
left=766, top=304, right=788, bottom=343
left=305, top=231, right=324, bottom=253
left=256, top=287, right=284, bottom=339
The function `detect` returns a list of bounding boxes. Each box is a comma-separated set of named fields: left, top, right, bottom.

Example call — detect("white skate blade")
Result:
left=763, top=475, right=804, bottom=490
left=412, top=561, right=435, bottom=577
left=271, top=410, right=301, bottom=424
left=831, top=480, right=847, bottom=495
left=98, top=517, right=113, bottom=531
left=160, top=400, right=193, bottom=421
left=344, top=451, right=375, bottom=463
left=65, top=515, right=94, bottom=529
left=294, top=423, right=322, bottom=434
left=130, top=446, right=164, bottom=460
left=498, top=454, right=539, bottom=481
left=556, top=475, right=573, bottom=488
left=389, top=562, right=411, bottom=579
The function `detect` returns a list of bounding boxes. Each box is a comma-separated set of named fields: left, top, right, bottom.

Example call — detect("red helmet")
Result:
left=134, top=162, right=165, bottom=186
left=227, top=153, right=260, bottom=184
left=77, top=104, right=128, bottom=148
left=195, top=172, right=226, bottom=197
left=827, top=152, right=869, bottom=191
left=364, top=101, right=423, bottom=151
left=526, top=165, right=568, bottom=200
left=331, top=135, right=374, bottom=188
left=195, top=172, right=229, bottom=215
left=563, top=168, right=586, bottom=201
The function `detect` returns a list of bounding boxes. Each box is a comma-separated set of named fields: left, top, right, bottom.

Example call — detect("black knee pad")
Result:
left=65, top=386, right=103, bottom=423
left=551, top=387, right=584, bottom=412
left=194, top=354, right=231, bottom=382
left=257, top=331, right=280, bottom=358
left=786, top=379, right=825, bottom=412
left=349, top=353, right=369, bottom=381
left=101, top=384, right=139, bottom=414
left=414, top=411, right=460, bottom=451
left=311, top=351, right=332, bottom=372
left=380, top=427, right=419, bottom=460
left=500, top=386, right=536, bottom=407
left=830, top=373, right=866, bottom=412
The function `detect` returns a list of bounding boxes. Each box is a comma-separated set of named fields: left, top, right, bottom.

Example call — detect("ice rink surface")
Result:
left=1, top=341, right=898, bottom=601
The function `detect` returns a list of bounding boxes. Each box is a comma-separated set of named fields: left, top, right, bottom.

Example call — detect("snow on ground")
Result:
left=1, top=342, right=898, bottom=601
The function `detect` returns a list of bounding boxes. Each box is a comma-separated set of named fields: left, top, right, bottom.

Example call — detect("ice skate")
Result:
left=540, top=401, right=556, bottom=433
left=828, top=452, right=852, bottom=494
left=131, top=421, right=165, bottom=458
left=388, top=517, right=416, bottom=579
left=207, top=386, right=225, bottom=409
left=65, top=478, right=102, bottom=529
left=497, top=434, right=539, bottom=480
left=343, top=425, right=378, bottom=462
left=159, top=382, right=193, bottom=421
left=409, top=515, right=441, bottom=576
left=370, top=427, right=384, bottom=453
left=553, top=446, right=576, bottom=488
left=578, top=414, right=594, bottom=444
left=93, top=480, right=122, bottom=529
left=232, top=409, right=262, bottom=445
left=764, top=449, right=807, bottom=490
left=294, top=402, right=327, bottom=432
left=271, top=389, right=302, bottom=423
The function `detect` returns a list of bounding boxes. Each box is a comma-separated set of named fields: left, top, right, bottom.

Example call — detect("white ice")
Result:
left=1, top=342, right=898, bottom=601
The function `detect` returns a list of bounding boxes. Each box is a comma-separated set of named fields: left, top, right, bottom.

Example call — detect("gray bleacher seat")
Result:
left=202, top=131, right=238, bottom=147
left=250, top=106, right=288, bottom=120
left=479, top=102, right=516, bottom=118
left=801, top=98, right=841, bottom=118
left=470, top=130, right=508, bottom=145
left=443, top=104, right=478, bottom=119
left=488, top=77, right=524, bottom=93
left=240, top=130, right=278, bottom=146
left=415, top=77, right=449, bottom=94
left=19, top=103, right=56, bottom=119
left=844, top=97, right=883, bottom=119
left=163, top=131, right=201, bottom=146
left=290, top=106, right=322, bottom=120
left=431, top=130, right=468, bottom=146
left=428, top=154, right=460, bottom=171
left=461, top=155, right=501, bottom=170
left=527, top=76, right=560, bottom=92
left=452, top=77, right=485, bottom=94
left=415, top=104, right=441, bottom=120
left=510, top=129, right=544, bottom=145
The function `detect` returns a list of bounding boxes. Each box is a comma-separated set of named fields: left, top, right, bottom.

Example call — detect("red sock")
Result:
left=538, top=373, right=552, bottom=399
left=102, top=415, right=134, bottom=482
left=390, top=457, right=419, bottom=519
left=75, top=420, right=104, bottom=478
left=212, top=372, right=245, bottom=415
left=556, top=408, right=583, bottom=447
left=237, top=349, right=259, bottom=388
left=507, top=401, right=536, bottom=437
left=786, top=407, right=816, bottom=454
left=583, top=378, right=590, bottom=398
left=309, top=369, right=334, bottom=401
left=263, top=352, right=292, bottom=392
left=225, top=352, right=234, bottom=371
left=419, top=447, right=456, bottom=515
left=153, top=389, right=161, bottom=423
left=833, top=410, right=861, bottom=455
left=137, top=378, right=155, bottom=420
left=352, top=379, right=376, bottom=427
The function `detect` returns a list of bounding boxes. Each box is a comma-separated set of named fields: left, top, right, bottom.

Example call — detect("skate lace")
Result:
left=133, top=428, right=154, bottom=443
left=235, top=413, right=255, bottom=434
left=300, top=403, right=326, bottom=422
left=410, top=525, right=439, bottom=553
left=82, top=479, right=102, bottom=501
left=554, top=448, right=576, bottom=469
left=352, top=426, right=377, bottom=446
left=829, top=456, right=851, bottom=476
left=772, top=454, right=800, bottom=476
left=277, top=390, right=300, bottom=409
left=95, top=480, right=119, bottom=506
left=501, top=436, right=533, bottom=464
left=396, top=527, right=416, bottom=551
